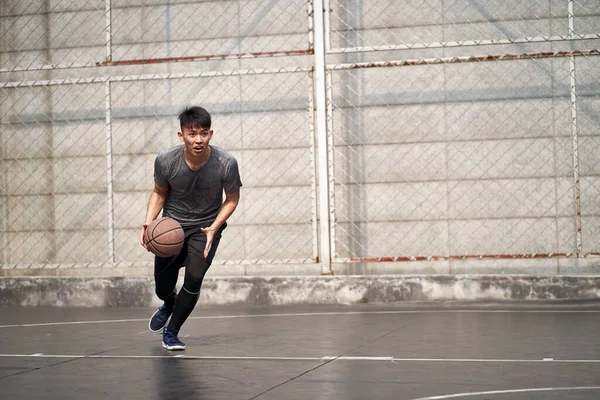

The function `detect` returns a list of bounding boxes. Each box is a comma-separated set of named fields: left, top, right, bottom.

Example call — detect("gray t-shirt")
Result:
left=154, top=144, right=242, bottom=228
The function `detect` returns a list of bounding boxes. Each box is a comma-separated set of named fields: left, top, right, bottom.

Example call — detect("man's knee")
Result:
left=155, top=287, right=174, bottom=300
left=183, top=270, right=204, bottom=293
left=183, top=257, right=210, bottom=292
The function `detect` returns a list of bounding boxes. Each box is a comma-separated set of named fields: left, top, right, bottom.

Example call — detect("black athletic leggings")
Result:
left=154, top=223, right=225, bottom=331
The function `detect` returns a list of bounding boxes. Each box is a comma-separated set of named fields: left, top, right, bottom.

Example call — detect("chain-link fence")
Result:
left=0, top=0, right=316, bottom=269
left=326, top=0, right=600, bottom=263
left=1, top=0, right=600, bottom=271
left=0, top=0, right=311, bottom=71
left=1, top=69, right=316, bottom=268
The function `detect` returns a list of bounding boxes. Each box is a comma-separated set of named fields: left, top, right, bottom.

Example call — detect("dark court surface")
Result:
left=1, top=303, right=599, bottom=400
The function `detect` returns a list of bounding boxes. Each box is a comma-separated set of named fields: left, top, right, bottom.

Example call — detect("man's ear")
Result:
left=177, top=131, right=184, bottom=141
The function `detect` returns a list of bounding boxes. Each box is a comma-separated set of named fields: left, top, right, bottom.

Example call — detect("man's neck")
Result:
left=184, top=146, right=211, bottom=170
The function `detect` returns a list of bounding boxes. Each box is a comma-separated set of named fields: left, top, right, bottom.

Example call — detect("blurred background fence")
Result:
left=1, top=0, right=600, bottom=274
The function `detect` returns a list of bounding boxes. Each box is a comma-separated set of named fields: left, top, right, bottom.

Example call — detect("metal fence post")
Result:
left=313, top=0, right=333, bottom=274
left=568, top=0, right=582, bottom=256
left=105, top=0, right=112, bottom=64
left=105, top=80, right=115, bottom=264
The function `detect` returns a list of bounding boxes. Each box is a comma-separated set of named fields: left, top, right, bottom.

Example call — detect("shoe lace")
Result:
left=165, top=329, right=178, bottom=341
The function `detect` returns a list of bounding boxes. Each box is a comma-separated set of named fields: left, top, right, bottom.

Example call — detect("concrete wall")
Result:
left=1, top=0, right=600, bottom=278
left=2, top=275, right=600, bottom=307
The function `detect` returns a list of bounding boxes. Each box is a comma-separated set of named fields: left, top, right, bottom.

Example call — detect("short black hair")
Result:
left=178, top=106, right=211, bottom=131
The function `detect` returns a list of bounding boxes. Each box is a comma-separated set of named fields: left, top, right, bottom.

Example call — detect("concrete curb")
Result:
left=1, top=275, right=600, bottom=307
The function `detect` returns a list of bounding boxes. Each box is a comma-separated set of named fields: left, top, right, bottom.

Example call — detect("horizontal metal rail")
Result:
left=4, top=33, right=599, bottom=74
left=328, top=33, right=600, bottom=54
left=0, top=66, right=313, bottom=88
left=335, top=253, right=600, bottom=263
left=328, top=49, right=600, bottom=71
left=4, top=49, right=599, bottom=89
left=0, top=49, right=313, bottom=73
left=0, top=258, right=317, bottom=269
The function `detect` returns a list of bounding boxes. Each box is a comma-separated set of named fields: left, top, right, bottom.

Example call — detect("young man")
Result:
left=141, top=106, right=242, bottom=350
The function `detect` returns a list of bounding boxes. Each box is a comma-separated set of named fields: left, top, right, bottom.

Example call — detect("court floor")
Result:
left=0, top=303, right=599, bottom=399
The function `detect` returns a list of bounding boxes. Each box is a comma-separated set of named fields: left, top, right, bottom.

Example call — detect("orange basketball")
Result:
left=144, top=217, right=184, bottom=257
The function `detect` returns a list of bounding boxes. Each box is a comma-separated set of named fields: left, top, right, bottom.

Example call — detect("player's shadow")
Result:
left=152, top=352, right=211, bottom=400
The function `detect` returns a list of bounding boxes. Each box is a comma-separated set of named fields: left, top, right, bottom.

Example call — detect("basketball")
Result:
left=144, top=217, right=185, bottom=257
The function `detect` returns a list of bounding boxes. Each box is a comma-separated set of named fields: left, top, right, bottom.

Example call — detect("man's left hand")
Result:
left=200, top=226, right=216, bottom=258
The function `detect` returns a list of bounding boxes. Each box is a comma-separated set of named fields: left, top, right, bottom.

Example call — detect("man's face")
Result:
left=178, top=126, right=213, bottom=156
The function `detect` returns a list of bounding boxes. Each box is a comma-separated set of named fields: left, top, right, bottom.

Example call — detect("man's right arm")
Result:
left=140, top=183, right=169, bottom=248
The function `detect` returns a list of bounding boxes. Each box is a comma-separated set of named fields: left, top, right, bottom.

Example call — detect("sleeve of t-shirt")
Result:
left=223, top=157, right=242, bottom=194
left=153, top=154, right=168, bottom=188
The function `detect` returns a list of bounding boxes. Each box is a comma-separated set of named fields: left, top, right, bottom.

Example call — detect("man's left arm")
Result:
left=201, top=189, right=240, bottom=258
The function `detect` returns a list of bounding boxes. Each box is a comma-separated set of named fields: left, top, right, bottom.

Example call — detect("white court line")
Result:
left=0, top=354, right=599, bottom=363
left=2, top=309, right=600, bottom=329
left=391, top=358, right=600, bottom=363
left=409, top=386, right=600, bottom=400
left=322, top=356, right=394, bottom=361
left=0, top=354, right=322, bottom=361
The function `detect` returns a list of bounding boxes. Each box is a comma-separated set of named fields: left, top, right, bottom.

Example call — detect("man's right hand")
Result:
left=142, top=184, right=168, bottom=250
left=140, top=223, right=149, bottom=249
